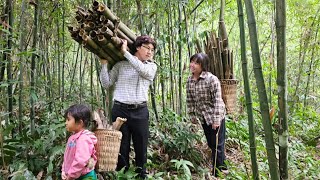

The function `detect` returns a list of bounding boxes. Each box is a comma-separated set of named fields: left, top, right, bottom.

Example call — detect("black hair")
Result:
left=64, top=104, right=91, bottom=127
left=189, top=53, right=209, bottom=71
left=133, top=35, right=157, bottom=53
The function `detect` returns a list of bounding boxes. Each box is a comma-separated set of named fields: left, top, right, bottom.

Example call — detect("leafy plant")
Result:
left=170, top=159, right=194, bottom=180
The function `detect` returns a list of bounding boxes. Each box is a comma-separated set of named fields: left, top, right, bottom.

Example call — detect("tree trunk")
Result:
left=244, top=0, right=280, bottom=179
left=237, top=0, right=260, bottom=179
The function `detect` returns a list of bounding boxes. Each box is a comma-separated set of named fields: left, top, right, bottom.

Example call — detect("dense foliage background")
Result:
left=0, top=0, right=319, bottom=179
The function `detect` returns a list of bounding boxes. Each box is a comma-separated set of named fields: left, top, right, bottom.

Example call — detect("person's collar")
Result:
left=199, top=71, right=207, bottom=79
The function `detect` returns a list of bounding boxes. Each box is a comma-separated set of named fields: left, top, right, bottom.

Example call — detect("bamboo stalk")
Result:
left=110, top=36, right=123, bottom=48
left=82, top=34, right=115, bottom=65
left=68, top=27, right=83, bottom=43
left=217, top=39, right=224, bottom=79
left=79, top=29, right=87, bottom=37
left=82, top=21, right=96, bottom=31
left=97, top=35, right=125, bottom=60
left=103, top=19, right=134, bottom=45
left=219, top=21, right=229, bottom=48
left=69, top=1, right=139, bottom=65
left=99, top=25, right=114, bottom=39
left=75, top=15, right=84, bottom=23
left=96, top=3, right=137, bottom=41
left=97, top=34, right=122, bottom=62
left=230, top=50, right=234, bottom=79
left=223, top=49, right=230, bottom=79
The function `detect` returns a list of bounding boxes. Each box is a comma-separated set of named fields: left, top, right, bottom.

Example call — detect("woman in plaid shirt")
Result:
left=186, top=53, right=228, bottom=178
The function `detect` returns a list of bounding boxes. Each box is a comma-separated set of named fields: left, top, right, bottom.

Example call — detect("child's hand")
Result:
left=61, top=171, right=67, bottom=180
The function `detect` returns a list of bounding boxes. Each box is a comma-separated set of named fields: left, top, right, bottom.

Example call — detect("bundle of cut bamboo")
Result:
left=196, top=20, right=238, bottom=114
left=195, top=30, right=233, bottom=80
left=68, top=1, right=137, bottom=66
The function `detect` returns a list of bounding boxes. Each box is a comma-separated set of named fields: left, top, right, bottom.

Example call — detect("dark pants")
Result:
left=202, top=119, right=227, bottom=176
left=112, top=103, right=149, bottom=176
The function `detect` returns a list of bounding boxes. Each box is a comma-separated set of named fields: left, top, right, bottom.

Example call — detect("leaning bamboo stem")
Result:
left=82, top=35, right=115, bottom=65
left=97, top=35, right=122, bottom=62
left=97, top=35, right=125, bottom=60
left=102, top=18, right=134, bottom=45
left=97, top=3, right=137, bottom=41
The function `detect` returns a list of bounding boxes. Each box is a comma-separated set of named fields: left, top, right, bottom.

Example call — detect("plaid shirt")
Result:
left=100, top=51, right=157, bottom=104
left=186, top=71, right=225, bottom=125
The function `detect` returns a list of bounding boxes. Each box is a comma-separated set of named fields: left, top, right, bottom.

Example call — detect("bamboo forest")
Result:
left=1, top=0, right=320, bottom=179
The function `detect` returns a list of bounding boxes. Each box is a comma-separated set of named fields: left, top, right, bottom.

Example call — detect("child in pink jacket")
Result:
left=62, top=104, right=97, bottom=180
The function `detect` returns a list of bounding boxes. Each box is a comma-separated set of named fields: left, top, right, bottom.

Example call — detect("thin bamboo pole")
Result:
left=244, top=0, right=280, bottom=178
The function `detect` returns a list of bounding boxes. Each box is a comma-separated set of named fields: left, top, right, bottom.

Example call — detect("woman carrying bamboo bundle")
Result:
left=186, top=53, right=228, bottom=178
left=99, top=35, right=157, bottom=179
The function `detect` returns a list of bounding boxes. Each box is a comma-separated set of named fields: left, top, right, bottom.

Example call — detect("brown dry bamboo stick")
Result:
left=75, top=15, right=84, bottom=23
left=110, top=37, right=123, bottom=49
left=96, top=3, right=137, bottom=41
left=97, top=34, right=122, bottom=62
left=81, top=27, right=124, bottom=63
left=217, top=39, right=224, bottom=79
left=99, top=26, right=114, bottom=39
left=103, top=20, right=134, bottom=45
left=97, top=35, right=125, bottom=61
left=223, top=49, right=230, bottom=79
left=82, top=34, right=115, bottom=65
left=230, top=50, right=234, bottom=79
left=79, top=29, right=87, bottom=37
left=219, top=21, right=228, bottom=48
left=82, top=21, right=96, bottom=31
left=195, top=39, right=202, bottom=53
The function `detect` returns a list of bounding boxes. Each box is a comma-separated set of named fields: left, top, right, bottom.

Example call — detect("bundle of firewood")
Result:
left=68, top=1, right=137, bottom=66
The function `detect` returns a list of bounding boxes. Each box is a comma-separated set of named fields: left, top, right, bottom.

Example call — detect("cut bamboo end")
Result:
left=112, top=117, right=127, bottom=130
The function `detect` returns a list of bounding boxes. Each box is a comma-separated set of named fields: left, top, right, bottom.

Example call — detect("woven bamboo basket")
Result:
left=94, top=129, right=122, bottom=172
left=220, top=79, right=238, bottom=114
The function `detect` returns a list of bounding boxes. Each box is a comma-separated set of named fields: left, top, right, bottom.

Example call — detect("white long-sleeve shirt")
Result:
left=100, top=51, right=157, bottom=104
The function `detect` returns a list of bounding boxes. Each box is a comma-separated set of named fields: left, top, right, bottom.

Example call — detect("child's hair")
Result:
left=64, top=104, right=91, bottom=127
left=190, top=53, right=209, bottom=71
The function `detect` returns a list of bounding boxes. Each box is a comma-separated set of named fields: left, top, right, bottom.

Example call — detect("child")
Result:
left=62, top=104, right=98, bottom=180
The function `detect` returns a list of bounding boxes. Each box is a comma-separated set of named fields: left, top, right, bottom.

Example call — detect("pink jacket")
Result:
left=62, top=130, right=97, bottom=179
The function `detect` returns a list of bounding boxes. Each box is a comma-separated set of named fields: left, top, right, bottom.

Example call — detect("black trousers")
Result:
left=202, top=119, right=227, bottom=176
left=112, top=103, right=149, bottom=175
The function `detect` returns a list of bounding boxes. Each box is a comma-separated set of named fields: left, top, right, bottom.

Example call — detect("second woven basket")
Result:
left=95, top=129, right=122, bottom=172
